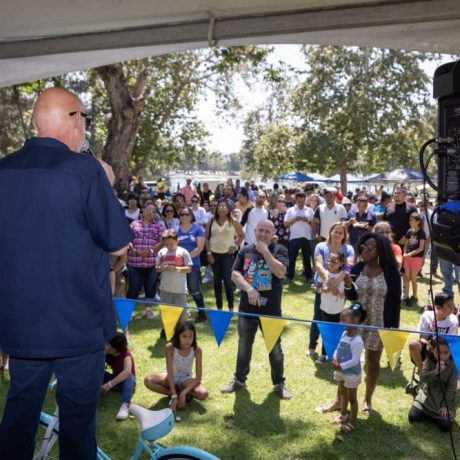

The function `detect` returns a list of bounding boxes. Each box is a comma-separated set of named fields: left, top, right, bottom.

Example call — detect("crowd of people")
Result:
left=106, top=176, right=458, bottom=432
left=1, top=87, right=456, bottom=460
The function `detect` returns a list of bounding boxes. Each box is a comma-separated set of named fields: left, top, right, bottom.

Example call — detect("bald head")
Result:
left=255, top=219, right=275, bottom=244
left=33, top=88, right=86, bottom=152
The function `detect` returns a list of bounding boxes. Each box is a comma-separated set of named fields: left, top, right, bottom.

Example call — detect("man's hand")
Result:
left=247, top=286, right=261, bottom=306
left=255, top=240, right=269, bottom=256
left=98, top=159, right=115, bottom=186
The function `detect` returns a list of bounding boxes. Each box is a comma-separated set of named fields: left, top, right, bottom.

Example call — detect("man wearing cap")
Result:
left=312, top=187, right=348, bottom=241
left=180, top=177, right=196, bottom=204
left=346, top=194, right=377, bottom=251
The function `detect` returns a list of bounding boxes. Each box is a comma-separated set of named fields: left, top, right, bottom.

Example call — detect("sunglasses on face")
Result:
left=191, top=200, right=199, bottom=203
left=165, top=209, right=174, bottom=213
left=180, top=213, right=191, bottom=217
left=68, top=111, right=92, bottom=130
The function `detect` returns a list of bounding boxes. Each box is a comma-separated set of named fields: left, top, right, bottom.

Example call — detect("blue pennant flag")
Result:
left=445, top=335, right=460, bottom=373
left=317, top=322, right=345, bottom=361
left=114, top=298, right=136, bottom=331
left=208, top=309, right=234, bottom=347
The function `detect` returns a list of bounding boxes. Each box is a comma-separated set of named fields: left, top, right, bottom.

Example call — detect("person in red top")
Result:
left=102, top=333, right=136, bottom=421
left=335, top=185, right=344, bottom=204
left=180, top=177, right=196, bottom=204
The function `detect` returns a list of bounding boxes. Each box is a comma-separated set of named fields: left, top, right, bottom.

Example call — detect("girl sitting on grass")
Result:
left=331, top=303, right=366, bottom=433
left=144, top=320, right=208, bottom=411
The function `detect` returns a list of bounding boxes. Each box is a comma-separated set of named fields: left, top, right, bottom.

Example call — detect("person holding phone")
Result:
left=221, top=219, right=292, bottom=400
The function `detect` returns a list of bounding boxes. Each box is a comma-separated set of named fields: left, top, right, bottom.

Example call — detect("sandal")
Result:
left=331, top=414, right=348, bottom=425
left=315, top=401, right=341, bottom=413
left=340, top=422, right=356, bottom=433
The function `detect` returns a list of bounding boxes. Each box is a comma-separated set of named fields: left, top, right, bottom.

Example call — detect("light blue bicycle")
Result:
left=35, top=401, right=219, bottom=460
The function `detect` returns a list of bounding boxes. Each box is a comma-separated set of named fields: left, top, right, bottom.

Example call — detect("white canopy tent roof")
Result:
left=1, top=0, right=460, bottom=88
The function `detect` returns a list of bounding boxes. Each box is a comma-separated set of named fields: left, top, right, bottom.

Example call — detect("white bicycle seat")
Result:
left=129, top=404, right=174, bottom=441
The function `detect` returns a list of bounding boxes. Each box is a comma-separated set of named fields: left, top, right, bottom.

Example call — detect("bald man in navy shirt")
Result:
left=0, top=88, right=132, bottom=460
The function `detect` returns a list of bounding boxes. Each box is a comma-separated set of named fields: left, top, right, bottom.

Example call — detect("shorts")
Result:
left=334, top=370, right=361, bottom=389
left=403, top=257, right=423, bottom=272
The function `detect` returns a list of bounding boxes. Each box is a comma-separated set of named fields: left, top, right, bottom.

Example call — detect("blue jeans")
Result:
left=287, top=238, right=312, bottom=280
left=103, top=372, right=136, bottom=404
left=308, top=292, right=326, bottom=356
left=235, top=316, right=285, bottom=385
left=211, top=252, right=234, bottom=310
left=126, top=265, right=158, bottom=300
left=0, top=350, right=105, bottom=460
left=187, top=265, right=206, bottom=319
left=439, top=258, right=460, bottom=295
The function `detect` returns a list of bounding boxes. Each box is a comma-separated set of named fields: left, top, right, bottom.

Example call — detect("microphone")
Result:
left=80, top=138, right=95, bottom=157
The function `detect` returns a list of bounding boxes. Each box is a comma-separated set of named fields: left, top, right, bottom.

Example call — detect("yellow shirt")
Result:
left=209, top=219, right=236, bottom=254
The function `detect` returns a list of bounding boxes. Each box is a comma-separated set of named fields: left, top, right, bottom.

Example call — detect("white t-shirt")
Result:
left=284, top=205, right=314, bottom=240
left=244, top=207, right=269, bottom=245
left=125, top=209, right=140, bottom=221
left=315, top=203, right=348, bottom=239
left=192, top=206, right=209, bottom=226
left=319, top=271, right=345, bottom=315
left=418, top=310, right=458, bottom=336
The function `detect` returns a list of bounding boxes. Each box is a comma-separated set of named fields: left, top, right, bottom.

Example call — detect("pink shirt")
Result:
left=180, top=184, right=196, bottom=204
left=127, top=220, right=165, bottom=268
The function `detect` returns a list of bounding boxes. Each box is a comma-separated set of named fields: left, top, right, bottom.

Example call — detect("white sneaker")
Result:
left=116, top=404, right=129, bottom=421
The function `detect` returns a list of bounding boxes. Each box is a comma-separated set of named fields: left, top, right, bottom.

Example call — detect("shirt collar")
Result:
left=25, top=137, right=71, bottom=151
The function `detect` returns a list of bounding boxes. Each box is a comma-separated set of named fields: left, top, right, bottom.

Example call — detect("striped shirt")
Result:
left=127, top=219, right=165, bottom=268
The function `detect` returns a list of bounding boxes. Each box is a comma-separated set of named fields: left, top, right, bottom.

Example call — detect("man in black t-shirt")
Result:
left=221, top=219, right=292, bottom=399
left=383, top=187, right=417, bottom=248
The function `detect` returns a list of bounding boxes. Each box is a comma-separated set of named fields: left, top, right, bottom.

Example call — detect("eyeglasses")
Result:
left=360, top=244, right=376, bottom=252
left=180, top=213, right=191, bottom=217
left=68, top=111, right=92, bottom=130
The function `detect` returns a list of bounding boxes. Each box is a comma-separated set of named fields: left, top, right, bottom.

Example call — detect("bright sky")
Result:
left=197, top=45, right=455, bottom=155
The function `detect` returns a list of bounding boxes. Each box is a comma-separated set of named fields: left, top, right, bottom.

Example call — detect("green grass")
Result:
left=0, top=273, right=458, bottom=460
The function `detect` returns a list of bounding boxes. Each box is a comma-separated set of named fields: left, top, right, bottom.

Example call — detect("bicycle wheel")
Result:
left=156, top=445, right=220, bottom=460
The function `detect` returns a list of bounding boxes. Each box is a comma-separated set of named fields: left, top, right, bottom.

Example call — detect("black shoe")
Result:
left=160, top=328, right=166, bottom=339
left=195, top=316, right=207, bottom=323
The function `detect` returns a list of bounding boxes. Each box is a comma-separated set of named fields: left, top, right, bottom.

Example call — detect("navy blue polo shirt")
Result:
left=0, top=138, right=133, bottom=358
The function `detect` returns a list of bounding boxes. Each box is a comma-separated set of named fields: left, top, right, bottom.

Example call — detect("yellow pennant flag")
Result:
left=379, top=330, right=411, bottom=371
left=160, top=305, right=184, bottom=341
left=259, top=317, right=288, bottom=353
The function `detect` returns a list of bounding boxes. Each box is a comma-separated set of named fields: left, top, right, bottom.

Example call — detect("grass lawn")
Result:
left=0, top=273, right=458, bottom=459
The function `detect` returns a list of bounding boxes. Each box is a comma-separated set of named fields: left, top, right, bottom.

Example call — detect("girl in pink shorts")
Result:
left=402, top=214, right=426, bottom=306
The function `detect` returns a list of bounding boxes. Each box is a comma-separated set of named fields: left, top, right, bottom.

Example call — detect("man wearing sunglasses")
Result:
left=0, top=87, right=133, bottom=460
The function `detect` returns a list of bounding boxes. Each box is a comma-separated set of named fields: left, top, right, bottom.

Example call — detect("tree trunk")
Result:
left=96, top=64, right=149, bottom=180
left=340, top=163, right=348, bottom=194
